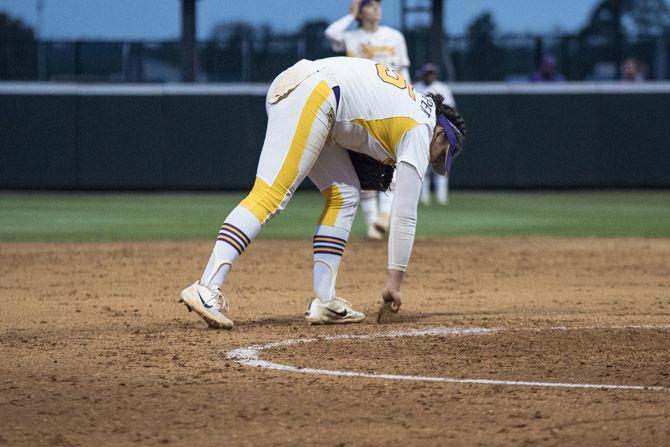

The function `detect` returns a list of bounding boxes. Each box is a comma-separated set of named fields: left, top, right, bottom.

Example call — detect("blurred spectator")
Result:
left=414, top=63, right=455, bottom=107
left=621, top=58, right=645, bottom=82
left=414, top=63, right=455, bottom=205
left=529, top=55, right=565, bottom=82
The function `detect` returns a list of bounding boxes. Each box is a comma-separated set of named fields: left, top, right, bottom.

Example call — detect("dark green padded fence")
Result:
left=453, top=88, right=670, bottom=188
left=2, top=84, right=669, bottom=189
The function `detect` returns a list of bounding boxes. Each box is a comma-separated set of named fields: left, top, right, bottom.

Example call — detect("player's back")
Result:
left=316, top=57, right=429, bottom=125
left=316, top=57, right=435, bottom=163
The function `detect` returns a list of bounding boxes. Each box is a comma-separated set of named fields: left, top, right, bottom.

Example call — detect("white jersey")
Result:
left=262, top=57, right=441, bottom=271
left=316, top=57, right=436, bottom=181
left=324, top=14, right=410, bottom=80
left=414, top=80, right=456, bottom=107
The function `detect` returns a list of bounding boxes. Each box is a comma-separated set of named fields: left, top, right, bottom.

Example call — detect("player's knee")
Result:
left=317, top=185, right=355, bottom=226
left=240, top=178, right=288, bottom=224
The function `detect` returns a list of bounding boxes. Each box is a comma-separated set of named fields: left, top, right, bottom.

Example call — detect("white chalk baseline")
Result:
left=226, top=325, right=670, bottom=392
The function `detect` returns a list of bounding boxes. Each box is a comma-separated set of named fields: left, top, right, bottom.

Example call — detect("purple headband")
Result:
left=437, top=114, right=463, bottom=175
left=360, top=0, right=379, bottom=8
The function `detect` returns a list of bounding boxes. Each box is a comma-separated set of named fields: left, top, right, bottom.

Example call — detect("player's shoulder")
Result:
left=378, top=26, right=406, bottom=40
left=378, top=25, right=402, bottom=35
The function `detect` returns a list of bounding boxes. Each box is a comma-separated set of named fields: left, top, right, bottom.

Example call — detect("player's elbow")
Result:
left=324, top=27, right=337, bottom=42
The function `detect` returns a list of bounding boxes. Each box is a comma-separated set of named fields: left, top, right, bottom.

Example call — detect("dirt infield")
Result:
left=1, top=237, right=669, bottom=446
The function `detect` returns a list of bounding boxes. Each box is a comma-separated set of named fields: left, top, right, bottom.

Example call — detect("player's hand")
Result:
left=377, top=288, right=402, bottom=324
left=378, top=269, right=403, bottom=322
left=382, top=288, right=402, bottom=313
left=349, top=0, right=362, bottom=16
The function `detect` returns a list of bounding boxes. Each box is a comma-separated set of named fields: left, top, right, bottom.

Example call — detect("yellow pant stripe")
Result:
left=241, top=80, right=332, bottom=223
left=351, top=116, right=419, bottom=158
left=317, top=185, right=344, bottom=226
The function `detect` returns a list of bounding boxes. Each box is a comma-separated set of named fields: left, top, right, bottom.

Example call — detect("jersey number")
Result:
left=375, top=63, right=415, bottom=100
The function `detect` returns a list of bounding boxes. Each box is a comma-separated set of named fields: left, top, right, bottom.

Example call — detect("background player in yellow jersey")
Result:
left=180, top=57, right=466, bottom=329
left=325, top=0, right=411, bottom=240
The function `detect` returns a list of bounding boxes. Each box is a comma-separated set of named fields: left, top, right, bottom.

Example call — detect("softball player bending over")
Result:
left=180, top=57, right=466, bottom=329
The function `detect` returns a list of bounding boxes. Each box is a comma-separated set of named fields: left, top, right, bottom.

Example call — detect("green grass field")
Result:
left=1, top=191, right=669, bottom=242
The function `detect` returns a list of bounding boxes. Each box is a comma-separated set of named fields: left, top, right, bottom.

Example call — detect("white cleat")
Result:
left=180, top=281, right=234, bottom=330
left=373, top=212, right=390, bottom=234
left=305, top=297, right=366, bottom=325
left=367, top=224, right=384, bottom=240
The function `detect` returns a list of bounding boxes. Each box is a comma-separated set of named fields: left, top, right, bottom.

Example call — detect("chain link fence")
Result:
left=2, top=32, right=669, bottom=82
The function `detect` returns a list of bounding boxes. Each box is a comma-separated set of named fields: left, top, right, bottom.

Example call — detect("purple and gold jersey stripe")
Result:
left=221, top=223, right=251, bottom=246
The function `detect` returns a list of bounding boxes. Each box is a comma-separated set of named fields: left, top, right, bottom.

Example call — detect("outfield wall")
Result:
left=2, top=82, right=670, bottom=189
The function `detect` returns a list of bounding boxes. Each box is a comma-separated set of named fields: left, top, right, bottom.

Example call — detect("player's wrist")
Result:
left=385, top=268, right=404, bottom=292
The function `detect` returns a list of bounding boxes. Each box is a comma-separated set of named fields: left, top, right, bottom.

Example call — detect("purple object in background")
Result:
left=529, top=55, right=565, bottom=82
left=359, top=0, right=381, bottom=8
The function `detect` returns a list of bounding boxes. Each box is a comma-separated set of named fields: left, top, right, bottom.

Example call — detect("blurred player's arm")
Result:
left=325, top=1, right=360, bottom=52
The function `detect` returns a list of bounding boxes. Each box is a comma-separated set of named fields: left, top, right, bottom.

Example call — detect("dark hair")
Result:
left=426, top=93, right=467, bottom=140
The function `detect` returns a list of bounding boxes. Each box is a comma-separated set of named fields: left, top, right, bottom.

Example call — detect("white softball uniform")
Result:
left=325, top=14, right=411, bottom=80
left=240, top=57, right=438, bottom=271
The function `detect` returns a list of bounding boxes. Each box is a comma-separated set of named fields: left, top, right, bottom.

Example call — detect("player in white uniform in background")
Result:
left=180, top=57, right=466, bottom=329
left=414, top=63, right=456, bottom=205
left=325, top=0, right=411, bottom=239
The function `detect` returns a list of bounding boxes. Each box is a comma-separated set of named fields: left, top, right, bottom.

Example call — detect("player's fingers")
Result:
left=377, top=301, right=397, bottom=324
left=387, top=290, right=401, bottom=311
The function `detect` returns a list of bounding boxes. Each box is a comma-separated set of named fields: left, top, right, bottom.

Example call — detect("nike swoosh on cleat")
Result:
left=198, top=291, right=214, bottom=309
left=327, top=307, right=348, bottom=318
